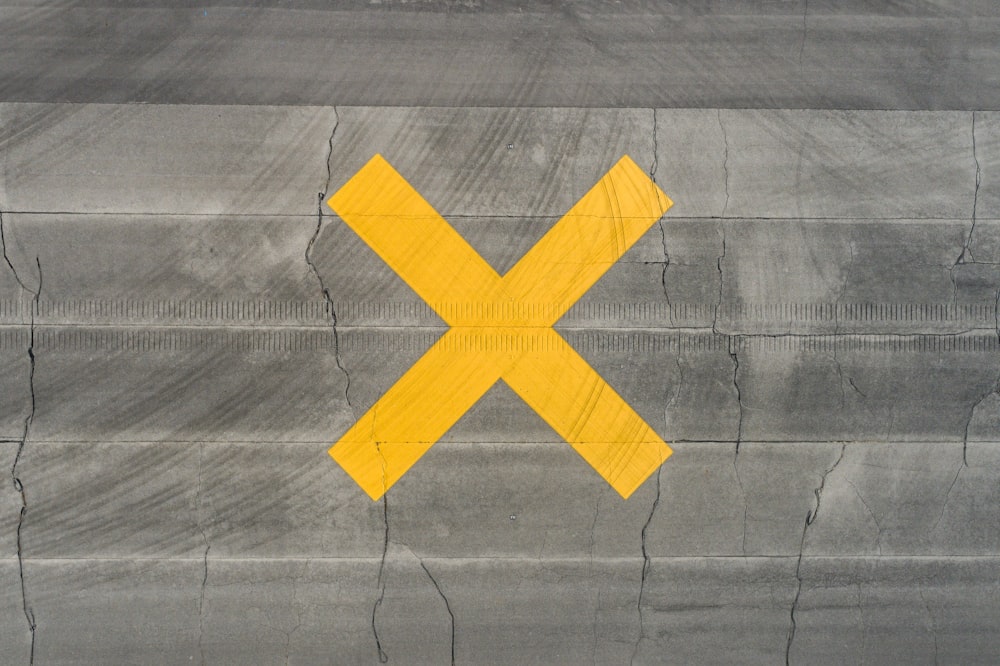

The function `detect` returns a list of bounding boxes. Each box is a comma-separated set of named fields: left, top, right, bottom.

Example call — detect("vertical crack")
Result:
left=713, top=226, right=726, bottom=334
left=1, top=212, right=32, bottom=294
left=372, top=444, right=390, bottom=663
left=588, top=495, right=601, bottom=563
left=717, top=110, right=730, bottom=218
left=657, top=220, right=673, bottom=326
left=305, top=108, right=352, bottom=409
left=649, top=108, right=659, bottom=184
left=728, top=337, right=744, bottom=452
left=419, top=561, right=456, bottom=666
left=733, top=442, right=748, bottom=557
left=630, top=466, right=661, bottom=666
left=786, top=443, right=846, bottom=665
left=729, top=330, right=747, bottom=554
left=847, top=480, right=882, bottom=556
left=650, top=109, right=674, bottom=326
left=197, top=442, right=210, bottom=666
left=956, top=111, right=981, bottom=265
left=4, top=211, right=40, bottom=664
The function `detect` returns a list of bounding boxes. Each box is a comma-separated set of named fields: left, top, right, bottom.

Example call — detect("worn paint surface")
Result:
left=328, top=154, right=673, bottom=499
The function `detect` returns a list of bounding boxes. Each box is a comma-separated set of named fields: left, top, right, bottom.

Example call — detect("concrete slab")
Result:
left=0, top=214, right=323, bottom=313
left=385, top=441, right=658, bottom=560
left=718, top=219, right=989, bottom=335
left=325, top=107, right=656, bottom=218
left=17, top=442, right=203, bottom=559
left=198, top=442, right=385, bottom=559
left=0, top=559, right=31, bottom=665
left=0, top=329, right=30, bottom=440
left=733, top=333, right=1000, bottom=442
left=1, top=104, right=337, bottom=214
left=634, top=557, right=798, bottom=665
left=2, top=7, right=999, bottom=109
left=711, top=110, right=977, bottom=220
left=21, top=440, right=1000, bottom=563
left=419, top=557, right=642, bottom=666
left=1, top=93, right=999, bottom=663
left=200, top=558, right=382, bottom=665
left=28, top=329, right=352, bottom=442
left=790, top=557, right=1000, bottom=665
left=0, top=443, right=21, bottom=561
left=26, top=558, right=203, bottom=665
left=976, top=112, right=999, bottom=221
left=654, top=109, right=729, bottom=219
left=646, top=442, right=847, bottom=557
left=804, top=442, right=1000, bottom=557
left=337, top=329, right=741, bottom=443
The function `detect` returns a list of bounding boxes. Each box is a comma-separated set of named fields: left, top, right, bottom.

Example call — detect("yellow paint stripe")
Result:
left=502, top=329, right=672, bottom=499
left=326, top=154, right=674, bottom=499
left=502, top=155, right=673, bottom=324
left=327, top=154, right=506, bottom=324
left=329, top=328, right=502, bottom=500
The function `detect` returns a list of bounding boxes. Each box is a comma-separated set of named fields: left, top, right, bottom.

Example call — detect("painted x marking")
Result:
left=327, top=154, right=673, bottom=500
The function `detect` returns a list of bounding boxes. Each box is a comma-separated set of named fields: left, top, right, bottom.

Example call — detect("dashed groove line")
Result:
left=0, top=299, right=995, bottom=326
left=0, top=328, right=998, bottom=353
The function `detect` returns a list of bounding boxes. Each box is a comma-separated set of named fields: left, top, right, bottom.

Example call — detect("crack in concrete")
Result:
left=419, top=561, right=456, bottom=666
left=649, top=108, right=659, bottom=184
left=630, top=466, right=660, bottom=666
left=196, top=442, right=210, bottom=666
left=933, top=459, right=964, bottom=534
left=305, top=108, right=353, bottom=410
left=918, top=584, right=940, bottom=666
left=728, top=338, right=744, bottom=452
left=957, top=111, right=981, bottom=266
left=1, top=212, right=32, bottom=295
left=733, top=443, right=748, bottom=557
left=717, top=110, right=730, bottom=218
left=713, top=226, right=726, bottom=334
left=372, top=443, right=390, bottom=664
left=650, top=109, right=676, bottom=327
left=588, top=495, right=601, bottom=564
left=4, top=212, right=40, bottom=664
left=657, top=220, right=674, bottom=326
left=728, top=324, right=748, bottom=554
left=846, top=480, right=882, bottom=556
left=786, top=442, right=846, bottom=666
left=960, top=369, right=998, bottom=467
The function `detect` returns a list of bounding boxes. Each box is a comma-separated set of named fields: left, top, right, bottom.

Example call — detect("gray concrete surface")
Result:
left=2, top=3, right=1000, bottom=109
left=3, top=4, right=1000, bottom=665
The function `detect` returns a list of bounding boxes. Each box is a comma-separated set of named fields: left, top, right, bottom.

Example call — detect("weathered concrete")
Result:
left=2, top=4, right=1000, bottom=109
left=2, top=73, right=999, bottom=663
left=0, top=104, right=338, bottom=214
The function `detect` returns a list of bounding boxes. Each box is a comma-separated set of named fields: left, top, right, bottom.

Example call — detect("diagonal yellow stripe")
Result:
left=329, top=328, right=503, bottom=500
left=326, top=154, right=674, bottom=499
left=327, top=154, right=506, bottom=325
left=501, top=155, right=672, bottom=324
left=501, top=329, right=672, bottom=499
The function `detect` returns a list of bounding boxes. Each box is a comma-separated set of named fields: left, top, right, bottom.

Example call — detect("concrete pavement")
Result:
left=3, top=4, right=1000, bottom=664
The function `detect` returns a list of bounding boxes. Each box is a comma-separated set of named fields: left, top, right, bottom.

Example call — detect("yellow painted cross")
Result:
left=327, top=154, right=673, bottom=500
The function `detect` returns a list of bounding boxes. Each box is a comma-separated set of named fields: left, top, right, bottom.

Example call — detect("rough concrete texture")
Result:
left=2, top=3, right=1000, bottom=109
left=3, top=4, right=1000, bottom=664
